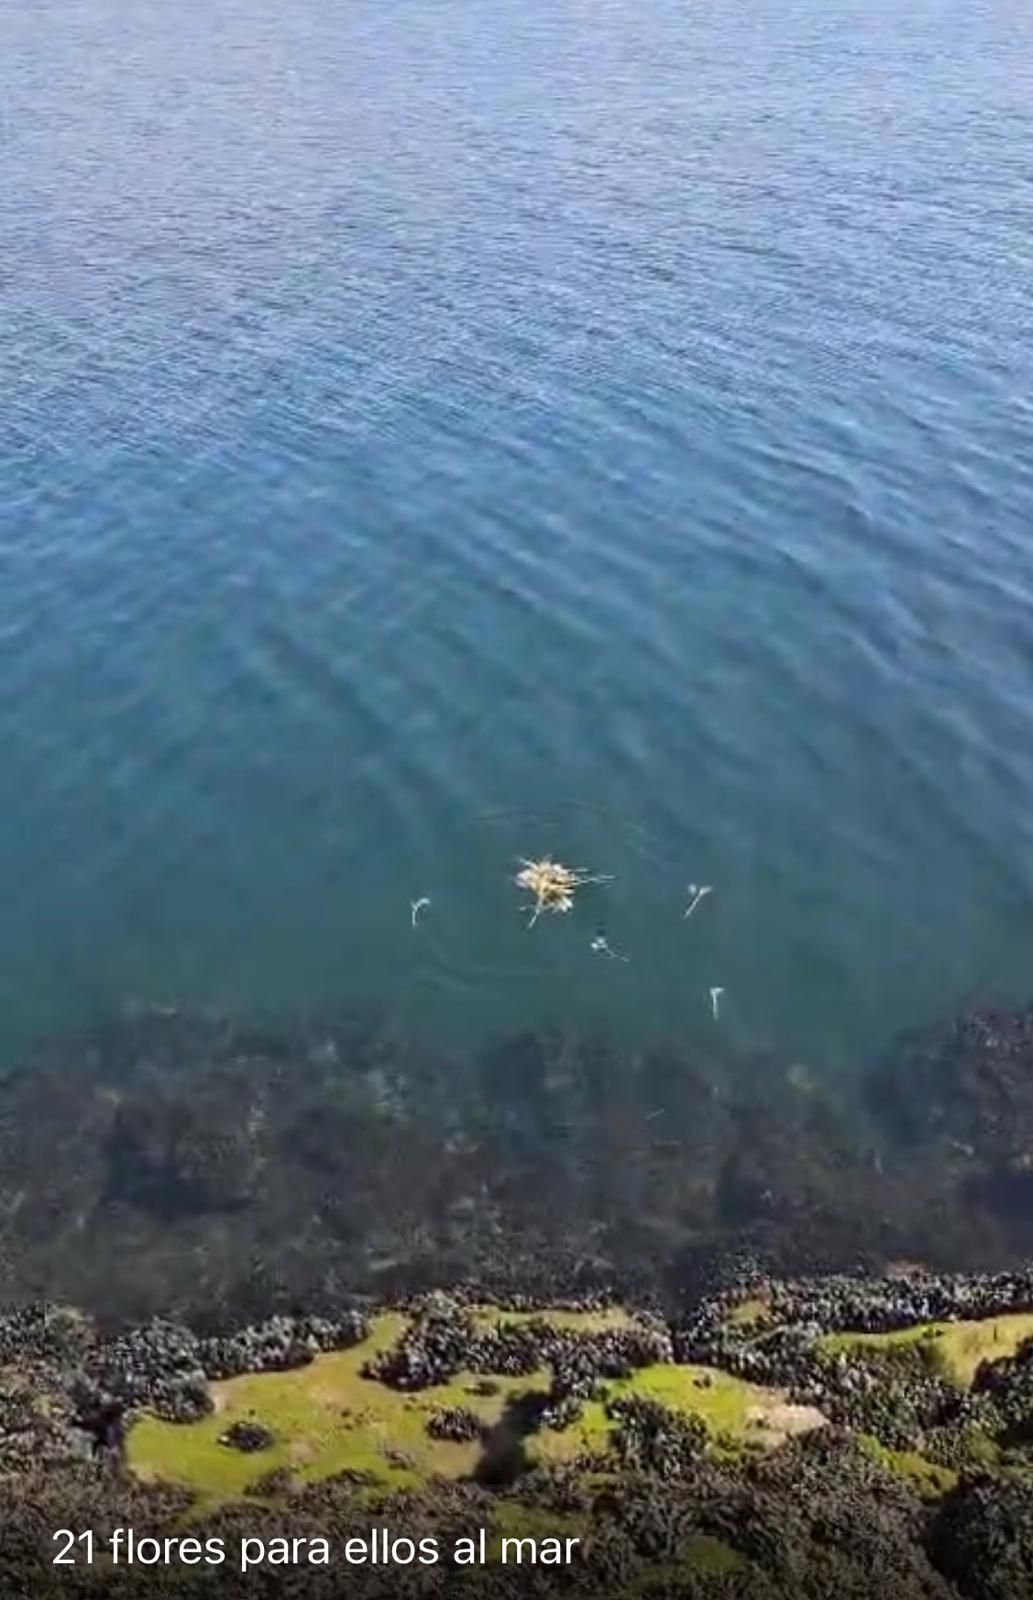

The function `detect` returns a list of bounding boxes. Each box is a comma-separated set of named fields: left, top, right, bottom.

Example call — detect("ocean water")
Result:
left=2, top=0, right=1032, bottom=1076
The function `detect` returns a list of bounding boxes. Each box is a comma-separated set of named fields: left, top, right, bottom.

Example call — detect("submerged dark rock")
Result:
left=870, top=1006, right=1033, bottom=1165
left=0, top=999, right=1032, bottom=1323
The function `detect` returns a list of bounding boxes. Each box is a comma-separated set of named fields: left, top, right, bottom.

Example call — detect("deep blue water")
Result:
left=2, top=0, right=1033, bottom=1073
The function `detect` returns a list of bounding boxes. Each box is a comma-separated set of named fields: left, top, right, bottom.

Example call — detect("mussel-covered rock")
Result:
left=218, top=1420, right=275, bottom=1453
left=928, top=1476, right=1033, bottom=1600
left=425, top=1406, right=483, bottom=1442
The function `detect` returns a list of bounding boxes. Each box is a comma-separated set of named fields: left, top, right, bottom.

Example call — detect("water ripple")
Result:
left=1, top=0, right=1033, bottom=1064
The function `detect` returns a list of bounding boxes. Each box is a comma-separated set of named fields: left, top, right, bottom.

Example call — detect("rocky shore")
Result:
left=0, top=999, right=1032, bottom=1593
left=0, top=1273, right=1032, bottom=1596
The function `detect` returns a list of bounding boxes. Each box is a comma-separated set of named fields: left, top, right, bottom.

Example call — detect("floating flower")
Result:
left=514, top=857, right=612, bottom=927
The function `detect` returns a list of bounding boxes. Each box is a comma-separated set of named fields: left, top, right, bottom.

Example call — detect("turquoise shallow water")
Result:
left=2, top=0, right=1033, bottom=1072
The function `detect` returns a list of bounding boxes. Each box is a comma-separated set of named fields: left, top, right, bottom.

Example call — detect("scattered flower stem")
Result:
left=684, top=884, right=713, bottom=920
left=410, top=897, right=431, bottom=928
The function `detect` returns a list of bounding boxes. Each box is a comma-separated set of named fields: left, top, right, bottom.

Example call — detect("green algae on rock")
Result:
left=129, top=1313, right=553, bottom=1506
left=818, top=1312, right=1033, bottom=1387
left=11, top=1275, right=1033, bottom=1596
left=128, top=1308, right=828, bottom=1509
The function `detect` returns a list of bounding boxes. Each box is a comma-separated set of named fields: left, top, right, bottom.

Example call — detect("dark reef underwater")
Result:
left=4, top=997, right=1033, bottom=1324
